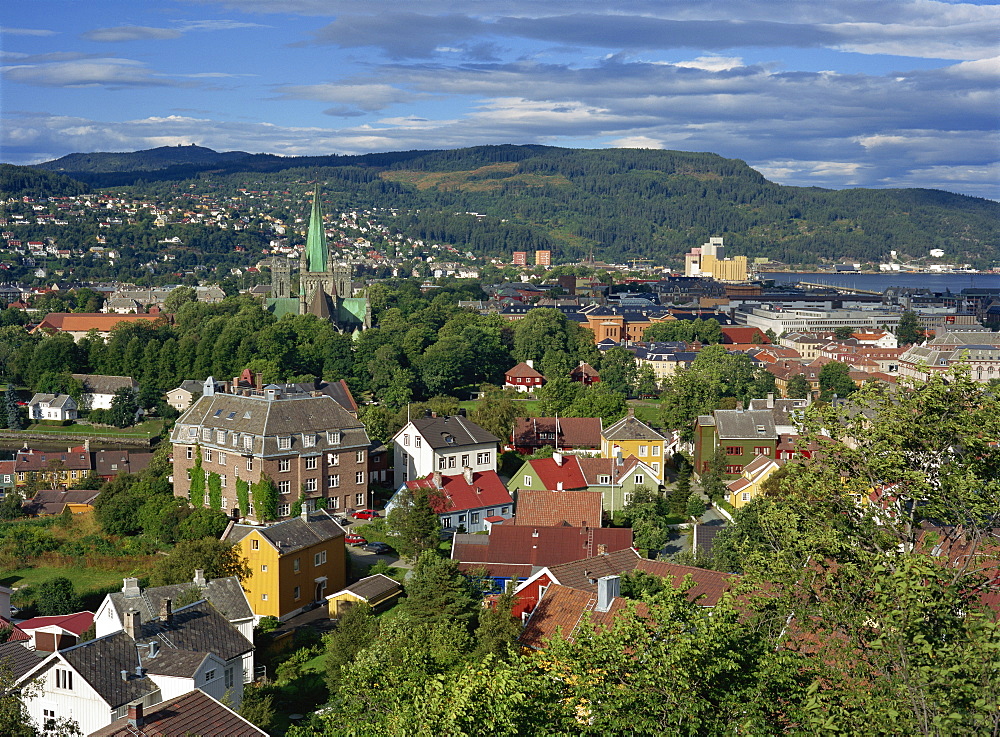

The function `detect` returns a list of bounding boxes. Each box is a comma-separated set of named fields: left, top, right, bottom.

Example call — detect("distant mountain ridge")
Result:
left=23, top=144, right=1000, bottom=267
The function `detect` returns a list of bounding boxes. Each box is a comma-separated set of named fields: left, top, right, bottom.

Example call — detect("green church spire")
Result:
left=305, top=189, right=327, bottom=273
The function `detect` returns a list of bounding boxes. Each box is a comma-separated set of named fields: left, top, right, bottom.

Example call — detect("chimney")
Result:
left=525, top=359, right=534, bottom=368
left=597, top=543, right=608, bottom=555
left=532, top=528, right=539, bottom=538
left=127, top=702, right=143, bottom=728
left=193, top=568, right=206, bottom=586
left=766, top=392, right=774, bottom=409
left=121, top=670, right=129, bottom=682
left=458, top=408, right=467, bottom=417
left=301, top=503, right=310, bottom=520
left=585, top=570, right=596, bottom=584
left=122, top=577, right=140, bottom=598
left=424, top=409, right=432, bottom=418
left=596, top=575, right=621, bottom=613
left=627, top=406, right=635, bottom=418
left=556, top=481, right=563, bottom=491
left=553, top=451, right=563, bottom=466
left=432, top=471, right=442, bottom=489
left=463, top=466, right=473, bottom=485
left=160, top=598, right=172, bottom=624
left=148, top=641, right=159, bottom=658
left=255, top=372, right=263, bottom=390
left=124, top=610, right=140, bottom=640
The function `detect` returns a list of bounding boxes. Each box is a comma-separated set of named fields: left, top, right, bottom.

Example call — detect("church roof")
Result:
left=305, top=190, right=327, bottom=273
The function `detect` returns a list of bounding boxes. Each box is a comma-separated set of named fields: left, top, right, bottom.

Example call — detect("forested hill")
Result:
left=0, top=164, right=90, bottom=199
left=29, top=144, right=1000, bottom=267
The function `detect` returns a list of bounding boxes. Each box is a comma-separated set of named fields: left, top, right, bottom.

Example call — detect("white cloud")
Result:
left=1, top=58, right=184, bottom=87
left=671, top=56, right=745, bottom=71
left=3, top=27, right=57, bottom=36
left=81, top=26, right=182, bottom=42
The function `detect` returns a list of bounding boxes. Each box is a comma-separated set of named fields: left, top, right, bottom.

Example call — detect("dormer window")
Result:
left=598, top=475, right=610, bottom=484
left=202, top=428, right=211, bottom=441
left=278, top=436, right=292, bottom=450
left=187, top=427, right=197, bottom=438
left=327, top=431, right=341, bottom=445
left=303, top=433, right=316, bottom=448
left=217, top=430, right=226, bottom=444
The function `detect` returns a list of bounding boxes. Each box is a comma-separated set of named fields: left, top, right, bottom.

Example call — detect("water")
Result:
left=759, top=272, right=1000, bottom=293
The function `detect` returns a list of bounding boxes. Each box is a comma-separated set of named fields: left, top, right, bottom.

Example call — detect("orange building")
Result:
left=535, top=250, right=551, bottom=266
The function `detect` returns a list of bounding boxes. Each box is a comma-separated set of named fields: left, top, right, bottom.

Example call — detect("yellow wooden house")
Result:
left=725, top=454, right=783, bottom=509
left=600, top=409, right=667, bottom=484
left=224, top=508, right=346, bottom=621
left=326, top=573, right=403, bottom=619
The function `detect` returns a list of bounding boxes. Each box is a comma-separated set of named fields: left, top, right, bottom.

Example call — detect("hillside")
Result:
left=29, top=145, right=1000, bottom=267
left=0, top=164, right=90, bottom=199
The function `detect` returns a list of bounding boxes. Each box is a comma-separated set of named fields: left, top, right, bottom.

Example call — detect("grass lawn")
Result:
left=0, top=564, right=141, bottom=592
left=22, top=418, right=165, bottom=437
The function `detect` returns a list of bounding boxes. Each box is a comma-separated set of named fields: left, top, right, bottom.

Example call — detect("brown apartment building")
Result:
left=171, top=379, right=371, bottom=520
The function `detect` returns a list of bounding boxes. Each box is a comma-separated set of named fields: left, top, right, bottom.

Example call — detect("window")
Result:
left=279, top=481, right=292, bottom=496
left=278, top=436, right=292, bottom=450
left=598, top=475, right=610, bottom=484
left=303, top=434, right=315, bottom=448
left=261, top=593, right=268, bottom=601
left=652, top=446, right=661, bottom=456
left=327, top=431, right=341, bottom=444
left=438, top=457, right=447, bottom=470
left=442, top=517, right=451, bottom=528
left=328, top=453, right=340, bottom=466
left=205, top=669, right=216, bottom=682
left=261, top=564, right=268, bottom=572
left=221, top=496, right=228, bottom=509
left=55, top=669, right=73, bottom=690
left=314, top=550, right=327, bottom=566
left=355, top=493, right=365, bottom=506
left=278, top=502, right=290, bottom=516
left=329, top=475, right=340, bottom=488
left=305, top=457, right=317, bottom=470
left=461, top=454, right=470, bottom=467
left=225, top=668, right=234, bottom=690
left=220, top=474, right=227, bottom=488
left=278, top=459, right=291, bottom=473
left=251, top=539, right=259, bottom=550
left=634, top=474, right=644, bottom=484
left=476, top=452, right=490, bottom=465
left=355, top=471, right=364, bottom=484
left=218, top=452, right=227, bottom=465
left=217, top=430, right=226, bottom=444
left=247, top=457, right=253, bottom=471
left=70, top=470, right=78, bottom=480
left=329, top=496, right=339, bottom=509
left=188, top=427, right=197, bottom=438
left=43, top=709, right=56, bottom=730
left=725, top=447, right=742, bottom=456
left=205, top=449, right=212, bottom=462
left=403, top=434, right=409, bottom=446
left=487, top=508, right=495, bottom=517
left=639, top=445, right=648, bottom=456
left=524, top=474, right=532, bottom=486
left=294, top=586, right=300, bottom=600
left=356, top=450, right=365, bottom=463
left=470, top=512, right=480, bottom=525
left=415, top=436, right=421, bottom=448
left=448, top=456, right=456, bottom=469
left=293, top=557, right=300, bottom=572
left=653, top=462, right=660, bottom=474
left=726, top=465, right=744, bottom=474
left=243, top=435, right=253, bottom=451
left=742, top=492, right=751, bottom=502
left=305, top=478, right=317, bottom=492
left=186, top=446, right=193, bottom=460
left=501, top=506, right=509, bottom=515
left=203, top=428, right=211, bottom=441
left=458, top=515, right=467, bottom=525
left=753, top=446, right=772, bottom=456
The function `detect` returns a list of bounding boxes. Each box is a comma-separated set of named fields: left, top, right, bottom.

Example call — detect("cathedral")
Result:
left=266, top=190, right=371, bottom=333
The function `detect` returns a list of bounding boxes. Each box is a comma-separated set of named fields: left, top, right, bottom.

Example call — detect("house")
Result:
left=510, top=416, right=602, bottom=455
left=14, top=611, right=94, bottom=652
left=22, top=489, right=99, bottom=516
left=393, top=411, right=499, bottom=488
left=171, top=377, right=371, bottom=519
left=451, top=525, right=634, bottom=589
left=32, top=312, right=166, bottom=341
left=165, top=380, right=209, bottom=412
left=519, top=577, right=635, bottom=649
left=508, top=451, right=660, bottom=514
left=387, top=468, right=514, bottom=533
left=223, top=509, right=347, bottom=621
left=601, top=410, right=667, bottom=483
left=27, top=393, right=78, bottom=421
left=14, top=447, right=93, bottom=489
left=93, top=449, right=154, bottom=481
left=95, top=572, right=254, bottom=683
left=512, top=489, right=604, bottom=528
left=504, top=360, right=546, bottom=393
left=326, top=574, right=403, bottom=619
left=17, top=599, right=252, bottom=736
left=726, top=455, right=784, bottom=509
left=70, top=374, right=138, bottom=410
left=0, top=460, right=15, bottom=497
left=569, top=361, right=600, bottom=386
left=90, top=689, right=268, bottom=737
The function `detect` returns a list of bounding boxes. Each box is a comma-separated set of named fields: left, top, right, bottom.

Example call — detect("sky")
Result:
left=2, top=0, right=998, bottom=199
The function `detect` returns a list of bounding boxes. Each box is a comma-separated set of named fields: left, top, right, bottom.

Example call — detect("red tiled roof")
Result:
left=452, top=525, right=633, bottom=568
left=505, top=362, right=545, bottom=379
left=407, top=470, right=513, bottom=514
left=511, top=417, right=602, bottom=449
left=514, top=490, right=604, bottom=527
left=17, top=611, right=94, bottom=636
left=456, top=562, right=534, bottom=579
left=570, top=362, right=600, bottom=378
left=522, top=455, right=588, bottom=490
left=90, top=688, right=268, bottom=737
left=542, top=548, right=644, bottom=590
left=15, top=449, right=92, bottom=473
left=519, top=583, right=644, bottom=648
left=633, top=559, right=738, bottom=606
left=575, top=455, right=643, bottom=485
left=33, top=312, right=167, bottom=334
left=721, top=326, right=769, bottom=345
left=0, top=619, right=29, bottom=642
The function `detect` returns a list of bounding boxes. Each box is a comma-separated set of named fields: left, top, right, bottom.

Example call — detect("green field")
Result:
left=0, top=563, right=144, bottom=592
left=21, top=418, right=165, bottom=438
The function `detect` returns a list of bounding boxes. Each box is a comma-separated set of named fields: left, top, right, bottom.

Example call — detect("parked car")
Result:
left=351, top=509, right=381, bottom=520
left=345, top=533, right=367, bottom=546
left=362, top=542, right=393, bottom=555
left=333, top=515, right=350, bottom=525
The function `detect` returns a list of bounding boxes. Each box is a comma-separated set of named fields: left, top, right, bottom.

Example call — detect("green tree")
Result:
left=401, top=550, right=478, bottom=630
left=635, top=364, right=659, bottom=398
left=621, top=486, right=671, bottom=552
left=896, top=309, right=925, bottom=345
left=686, top=493, right=707, bottom=519
left=469, top=385, right=518, bottom=443
left=599, top=347, right=638, bottom=396
left=35, top=576, right=78, bottom=616
left=252, top=475, right=279, bottom=522
left=473, top=583, right=522, bottom=660
left=833, top=325, right=855, bottom=340
left=150, top=537, right=250, bottom=586
left=818, top=360, right=857, bottom=401
left=785, top=372, right=812, bottom=399
left=535, top=375, right=582, bottom=416
left=5, top=384, right=22, bottom=430
left=325, top=601, right=378, bottom=691
left=386, top=487, right=442, bottom=559
left=178, top=507, right=229, bottom=541
left=108, top=386, right=138, bottom=428
left=163, top=285, right=197, bottom=313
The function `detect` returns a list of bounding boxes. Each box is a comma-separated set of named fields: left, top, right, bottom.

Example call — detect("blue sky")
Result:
left=2, top=0, right=998, bottom=199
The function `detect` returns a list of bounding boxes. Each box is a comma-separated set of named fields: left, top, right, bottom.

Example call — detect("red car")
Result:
left=345, top=533, right=367, bottom=546
left=351, top=509, right=381, bottom=520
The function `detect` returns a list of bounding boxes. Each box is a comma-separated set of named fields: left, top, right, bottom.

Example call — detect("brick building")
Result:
left=171, top=378, right=371, bottom=520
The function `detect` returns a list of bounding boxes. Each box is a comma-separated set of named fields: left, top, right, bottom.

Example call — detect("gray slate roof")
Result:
left=336, top=574, right=402, bottom=603
left=28, top=393, right=76, bottom=409
left=602, top=414, right=666, bottom=442
left=59, top=631, right=155, bottom=709
left=136, top=599, right=252, bottom=664
left=410, top=415, right=499, bottom=449
left=225, top=509, right=345, bottom=554
left=107, top=576, right=253, bottom=625
left=713, top=410, right=777, bottom=440
left=140, top=649, right=212, bottom=678
left=71, top=374, right=138, bottom=395
left=0, top=641, right=45, bottom=680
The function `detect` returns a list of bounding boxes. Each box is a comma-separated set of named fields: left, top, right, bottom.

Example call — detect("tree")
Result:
left=667, top=460, right=692, bottom=515
left=598, top=347, right=637, bottom=396
left=621, top=486, right=671, bottom=552
left=35, top=576, right=77, bottom=616
left=896, top=309, right=925, bottom=345
left=635, top=364, right=659, bottom=398
left=401, top=550, right=478, bottom=630
left=150, top=537, right=250, bottom=586
left=178, top=507, right=229, bottom=541
left=833, top=325, right=855, bottom=340
left=163, top=285, right=197, bottom=313
left=252, top=475, right=279, bottom=522
left=5, top=384, right=22, bottom=430
left=473, top=583, right=522, bottom=659
left=108, top=386, right=139, bottom=428
left=699, top=447, right=728, bottom=501
left=818, top=360, right=856, bottom=401
left=325, top=601, right=378, bottom=690
left=535, top=375, right=582, bottom=416
left=685, top=493, right=706, bottom=519
left=386, top=487, right=442, bottom=559
left=469, top=385, right=518, bottom=443
left=0, top=490, right=25, bottom=521
left=785, top=372, right=812, bottom=399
